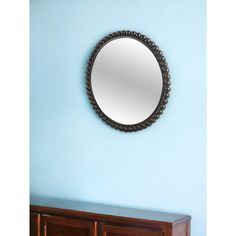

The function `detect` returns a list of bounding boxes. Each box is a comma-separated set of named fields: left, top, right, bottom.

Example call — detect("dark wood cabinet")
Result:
left=30, top=196, right=191, bottom=236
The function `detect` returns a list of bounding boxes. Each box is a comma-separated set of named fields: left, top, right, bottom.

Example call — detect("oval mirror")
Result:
left=86, top=31, right=170, bottom=132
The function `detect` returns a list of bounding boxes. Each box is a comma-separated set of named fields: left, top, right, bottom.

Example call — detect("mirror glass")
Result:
left=91, top=38, right=163, bottom=125
left=87, top=31, right=170, bottom=132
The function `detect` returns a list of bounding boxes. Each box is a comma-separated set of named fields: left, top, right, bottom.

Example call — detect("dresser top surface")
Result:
left=30, top=195, right=190, bottom=223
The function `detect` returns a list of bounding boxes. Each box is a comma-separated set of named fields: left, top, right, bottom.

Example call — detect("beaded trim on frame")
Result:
left=86, top=30, right=171, bottom=132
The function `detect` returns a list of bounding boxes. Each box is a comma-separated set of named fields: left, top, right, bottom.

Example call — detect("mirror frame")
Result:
left=86, top=30, right=171, bottom=132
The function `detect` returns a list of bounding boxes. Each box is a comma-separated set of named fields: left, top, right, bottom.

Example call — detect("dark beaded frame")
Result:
left=86, top=31, right=171, bottom=132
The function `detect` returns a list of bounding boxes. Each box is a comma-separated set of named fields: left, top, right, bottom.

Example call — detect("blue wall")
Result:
left=30, top=1, right=206, bottom=235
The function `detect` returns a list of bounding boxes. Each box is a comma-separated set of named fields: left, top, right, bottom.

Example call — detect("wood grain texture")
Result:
left=99, top=223, right=164, bottom=236
left=30, top=213, right=40, bottom=236
left=30, top=196, right=189, bottom=224
left=30, top=196, right=191, bottom=236
left=41, top=215, right=97, bottom=236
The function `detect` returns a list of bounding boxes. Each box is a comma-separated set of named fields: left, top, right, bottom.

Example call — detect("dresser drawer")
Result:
left=99, top=223, right=164, bottom=236
left=41, top=215, right=96, bottom=236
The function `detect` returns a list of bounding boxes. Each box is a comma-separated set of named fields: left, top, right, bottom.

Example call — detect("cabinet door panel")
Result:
left=41, top=215, right=96, bottom=236
left=99, top=224, right=164, bottom=236
left=30, top=213, right=40, bottom=236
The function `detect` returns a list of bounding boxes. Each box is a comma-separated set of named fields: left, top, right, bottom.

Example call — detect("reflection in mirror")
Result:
left=86, top=31, right=170, bottom=132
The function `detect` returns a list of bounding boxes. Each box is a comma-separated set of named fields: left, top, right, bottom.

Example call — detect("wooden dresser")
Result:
left=30, top=196, right=191, bottom=236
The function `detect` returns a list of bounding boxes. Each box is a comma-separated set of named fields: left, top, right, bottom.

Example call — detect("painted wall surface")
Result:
left=30, top=1, right=206, bottom=236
